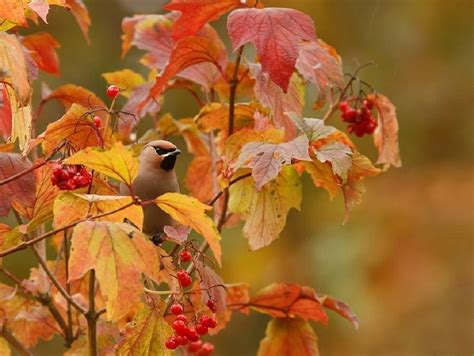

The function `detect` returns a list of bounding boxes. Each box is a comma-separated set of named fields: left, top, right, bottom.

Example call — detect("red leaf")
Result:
left=22, top=32, right=60, bottom=75
left=296, top=39, right=344, bottom=96
left=249, top=63, right=304, bottom=139
left=0, top=153, right=35, bottom=217
left=143, top=35, right=225, bottom=108
left=368, top=93, right=402, bottom=168
left=318, top=295, right=360, bottom=330
left=0, top=84, right=12, bottom=140
left=227, top=7, right=316, bottom=91
left=250, top=283, right=328, bottom=324
left=164, top=0, right=244, bottom=40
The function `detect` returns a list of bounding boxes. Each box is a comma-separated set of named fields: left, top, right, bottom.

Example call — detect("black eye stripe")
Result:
left=154, top=147, right=175, bottom=155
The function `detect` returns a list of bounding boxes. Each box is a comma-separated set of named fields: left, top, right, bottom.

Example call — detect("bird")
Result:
left=120, top=140, right=181, bottom=241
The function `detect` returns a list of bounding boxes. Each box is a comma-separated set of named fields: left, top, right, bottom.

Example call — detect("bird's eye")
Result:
left=154, top=147, right=175, bottom=156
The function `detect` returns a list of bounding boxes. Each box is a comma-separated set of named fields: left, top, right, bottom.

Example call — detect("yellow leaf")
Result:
left=53, top=193, right=143, bottom=231
left=116, top=303, right=173, bottom=356
left=155, top=193, right=222, bottom=265
left=229, top=166, right=302, bottom=250
left=301, top=160, right=339, bottom=200
left=69, top=221, right=159, bottom=321
left=4, top=84, right=32, bottom=152
left=258, top=318, right=319, bottom=356
left=64, top=142, right=139, bottom=186
left=195, top=102, right=259, bottom=132
left=0, top=337, right=11, bottom=356
left=102, top=69, right=145, bottom=98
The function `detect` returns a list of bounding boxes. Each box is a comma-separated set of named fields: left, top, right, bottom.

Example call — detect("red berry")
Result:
left=176, top=314, right=187, bottom=322
left=51, top=175, right=59, bottom=185
left=165, top=336, right=178, bottom=350
left=176, top=270, right=192, bottom=288
left=196, top=323, right=208, bottom=335
left=363, top=98, right=374, bottom=110
left=77, top=176, right=90, bottom=187
left=186, top=327, right=199, bottom=342
left=170, top=303, right=184, bottom=315
left=342, top=108, right=357, bottom=122
left=179, top=250, right=192, bottom=262
left=188, top=340, right=203, bottom=352
left=199, top=315, right=216, bottom=329
left=93, top=116, right=101, bottom=128
left=176, top=335, right=189, bottom=346
left=172, top=320, right=187, bottom=334
left=53, top=168, right=63, bottom=178
left=106, top=85, right=120, bottom=98
left=199, top=342, right=214, bottom=355
left=206, top=299, right=217, bottom=313
left=66, top=179, right=77, bottom=190
left=339, top=101, right=349, bottom=112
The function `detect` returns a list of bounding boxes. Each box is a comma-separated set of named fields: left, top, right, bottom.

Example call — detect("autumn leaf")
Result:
left=287, top=112, right=336, bottom=142
left=342, top=152, right=381, bottom=223
left=28, top=0, right=51, bottom=23
left=234, top=135, right=311, bottom=190
left=53, top=193, right=143, bottom=231
left=195, top=102, right=258, bottom=132
left=64, top=142, right=139, bottom=187
left=65, top=320, right=119, bottom=356
left=185, top=155, right=218, bottom=202
left=258, top=318, right=320, bottom=356
left=228, top=8, right=316, bottom=91
left=0, top=337, right=10, bottom=356
left=296, top=39, right=344, bottom=96
left=102, top=69, right=145, bottom=98
left=368, top=93, right=402, bottom=169
left=249, top=283, right=328, bottom=324
left=2, top=84, right=32, bottom=152
left=13, top=164, right=58, bottom=232
left=300, top=160, right=339, bottom=199
left=158, top=116, right=209, bottom=156
left=313, top=141, right=352, bottom=181
left=194, top=260, right=226, bottom=323
left=164, top=0, right=244, bottom=40
left=21, top=32, right=60, bottom=75
left=143, top=35, right=226, bottom=107
left=116, top=301, right=173, bottom=356
left=0, top=32, right=31, bottom=106
left=40, top=104, right=104, bottom=154
left=155, top=192, right=222, bottom=265
left=0, top=0, right=26, bottom=27
left=66, top=0, right=91, bottom=44
left=249, top=63, right=305, bottom=139
left=68, top=221, right=160, bottom=321
left=318, top=295, right=360, bottom=330
left=229, top=166, right=302, bottom=250
left=226, top=283, right=251, bottom=315
left=39, top=84, right=106, bottom=114
left=0, top=283, right=56, bottom=348
left=0, top=152, right=35, bottom=216
left=0, top=84, right=12, bottom=139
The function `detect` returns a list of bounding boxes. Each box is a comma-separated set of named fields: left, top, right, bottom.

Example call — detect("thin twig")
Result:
left=63, top=230, right=74, bottom=346
left=86, top=270, right=98, bottom=356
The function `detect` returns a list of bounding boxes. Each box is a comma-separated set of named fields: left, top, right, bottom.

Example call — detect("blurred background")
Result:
left=2, top=0, right=473, bottom=355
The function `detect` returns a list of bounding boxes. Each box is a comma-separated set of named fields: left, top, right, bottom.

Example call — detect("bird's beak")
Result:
left=161, top=149, right=181, bottom=158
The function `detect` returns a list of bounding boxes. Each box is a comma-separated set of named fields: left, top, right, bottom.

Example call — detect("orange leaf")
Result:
left=68, top=221, right=160, bottom=321
left=66, top=0, right=91, bottom=44
left=0, top=0, right=26, bottom=27
left=0, top=84, right=12, bottom=140
left=164, top=0, right=244, bottom=40
left=368, top=93, right=402, bottom=169
left=143, top=35, right=225, bottom=107
left=258, top=318, right=320, bottom=356
left=250, top=283, right=328, bottom=324
left=226, top=283, right=251, bottom=315
left=40, top=84, right=106, bottom=113
left=185, top=155, right=218, bottom=202
left=0, top=153, right=35, bottom=216
left=22, top=32, right=60, bottom=75
left=40, top=104, right=104, bottom=154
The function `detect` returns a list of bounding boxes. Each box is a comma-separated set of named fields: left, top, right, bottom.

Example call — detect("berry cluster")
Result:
left=51, top=164, right=92, bottom=190
left=165, top=302, right=217, bottom=354
left=339, top=98, right=377, bottom=137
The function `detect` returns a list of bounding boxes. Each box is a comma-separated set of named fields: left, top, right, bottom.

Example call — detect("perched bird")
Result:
left=121, top=140, right=181, bottom=238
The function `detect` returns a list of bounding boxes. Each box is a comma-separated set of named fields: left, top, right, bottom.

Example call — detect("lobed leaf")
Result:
left=68, top=221, right=160, bottom=321
left=155, top=192, right=222, bottom=265
left=64, top=142, right=139, bottom=186
left=228, top=7, right=316, bottom=91
left=229, top=166, right=302, bottom=250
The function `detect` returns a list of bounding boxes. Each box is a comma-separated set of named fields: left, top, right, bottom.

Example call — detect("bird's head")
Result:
left=140, top=140, right=181, bottom=171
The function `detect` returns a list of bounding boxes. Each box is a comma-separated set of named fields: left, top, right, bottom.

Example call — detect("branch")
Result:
left=63, top=230, right=74, bottom=346
left=30, top=246, right=88, bottom=315
left=86, top=270, right=98, bottom=356
left=0, top=325, right=33, bottom=356
left=0, top=201, right=135, bottom=257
